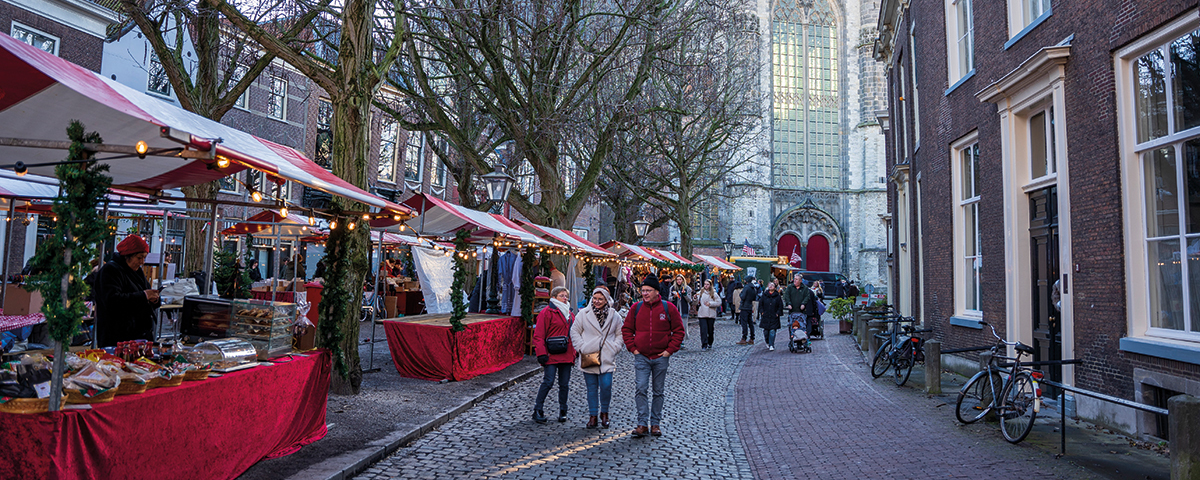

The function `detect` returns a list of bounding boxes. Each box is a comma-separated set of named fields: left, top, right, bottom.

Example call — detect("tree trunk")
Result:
left=181, top=182, right=217, bottom=277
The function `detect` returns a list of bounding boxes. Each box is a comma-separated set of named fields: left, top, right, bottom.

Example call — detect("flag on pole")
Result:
left=741, top=239, right=756, bottom=256
left=790, top=246, right=803, bottom=266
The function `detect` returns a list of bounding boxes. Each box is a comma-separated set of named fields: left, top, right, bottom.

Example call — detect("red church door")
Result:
left=806, top=235, right=829, bottom=272
left=777, top=233, right=801, bottom=267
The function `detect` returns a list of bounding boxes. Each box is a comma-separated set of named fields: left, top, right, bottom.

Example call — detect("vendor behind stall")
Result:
left=94, top=234, right=161, bottom=347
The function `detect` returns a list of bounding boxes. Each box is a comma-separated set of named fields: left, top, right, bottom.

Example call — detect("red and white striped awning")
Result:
left=400, top=193, right=555, bottom=247
left=513, top=220, right=615, bottom=258
left=600, top=241, right=668, bottom=263
left=655, top=250, right=695, bottom=264
left=693, top=254, right=742, bottom=271
left=219, top=210, right=319, bottom=237
left=0, top=33, right=410, bottom=217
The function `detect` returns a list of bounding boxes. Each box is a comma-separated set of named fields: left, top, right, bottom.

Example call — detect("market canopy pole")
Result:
left=0, top=200, right=14, bottom=310
left=202, top=202, right=218, bottom=295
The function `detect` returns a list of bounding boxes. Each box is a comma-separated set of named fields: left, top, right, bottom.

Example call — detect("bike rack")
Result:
left=1040, top=376, right=1167, bottom=455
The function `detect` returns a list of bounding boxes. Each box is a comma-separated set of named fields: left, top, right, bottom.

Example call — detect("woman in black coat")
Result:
left=95, top=235, right=161, bottom=347
left=757, top=282, right=785, bottom=351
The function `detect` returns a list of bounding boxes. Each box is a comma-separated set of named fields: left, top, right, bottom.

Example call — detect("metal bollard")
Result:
left=979, top=351, right=992, bottom=372
left=924, top=340, right=941, bottom=394
left=1170, top=394, right=1200, bottom=480
left=868, top=328, right=882, bottom=356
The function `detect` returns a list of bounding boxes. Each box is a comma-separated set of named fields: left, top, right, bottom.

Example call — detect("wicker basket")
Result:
left=0, top=395, right=65, bottom=414
left=115, top=381, right=148, bottom=396
left=182, top=369, right=211, bottom=381
left=65, top=388, right=117, bottom=404
left=147, top=375, right=184, bottom=389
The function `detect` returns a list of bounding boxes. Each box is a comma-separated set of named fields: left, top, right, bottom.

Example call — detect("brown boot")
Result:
left=586, top=415, right=598, bottom=429
left=599, top=412, right=610, bottom=429
left=632, top=425, right=649, bottom=438
left=650, top=425, right=662, bottom=437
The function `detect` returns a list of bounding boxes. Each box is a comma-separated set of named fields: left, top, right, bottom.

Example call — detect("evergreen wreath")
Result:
left=27, top=121, right=114, bottom=344
left=448, top=230, right=470, bottom=331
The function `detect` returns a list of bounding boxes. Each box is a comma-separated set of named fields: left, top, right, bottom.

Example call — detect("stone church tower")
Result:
left=724, top=0, right=889, bottom=290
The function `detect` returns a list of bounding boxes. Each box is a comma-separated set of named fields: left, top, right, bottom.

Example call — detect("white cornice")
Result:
left=7, top=0, right=120, bottom=39
left=976, top=45, right=1072, bottom=104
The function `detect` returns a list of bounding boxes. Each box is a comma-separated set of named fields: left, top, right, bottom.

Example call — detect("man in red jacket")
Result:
left=622, top=274, right=685, bottom=438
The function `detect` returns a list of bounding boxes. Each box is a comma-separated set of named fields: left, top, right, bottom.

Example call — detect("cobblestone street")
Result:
left=355, top=317, right=1107, bottom=479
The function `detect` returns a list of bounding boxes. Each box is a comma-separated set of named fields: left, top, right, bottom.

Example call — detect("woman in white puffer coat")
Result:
left=570, top=287, right=625, bottom=429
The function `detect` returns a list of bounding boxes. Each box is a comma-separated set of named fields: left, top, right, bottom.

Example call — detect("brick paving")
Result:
left=355, top=317, right=754, bottom=480
left=735, top=317, right=1096, bottom=480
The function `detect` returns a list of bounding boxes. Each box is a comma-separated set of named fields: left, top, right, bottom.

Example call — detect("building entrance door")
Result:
left=1029, top=186, right=1062, bottom=395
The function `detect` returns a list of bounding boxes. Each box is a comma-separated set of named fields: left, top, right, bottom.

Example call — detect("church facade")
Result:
left=720, top=0, right=890, bottom=290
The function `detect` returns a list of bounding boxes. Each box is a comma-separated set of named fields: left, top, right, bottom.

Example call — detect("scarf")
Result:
left=588, top=287, right=615, bottom=328
left=549, top=298, right=572, bottom=325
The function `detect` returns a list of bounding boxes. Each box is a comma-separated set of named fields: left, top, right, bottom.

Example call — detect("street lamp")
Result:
left=480, top=164, right=516, bottom=203
left=669, top=238, right=680, bottom=253
left=481, top=163, right=515, bottom=315
left=722, top=236, right=734, bottom=260
left=633, top=217, right=649, bottom=238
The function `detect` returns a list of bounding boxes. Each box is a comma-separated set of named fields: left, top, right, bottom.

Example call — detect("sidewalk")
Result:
left=236, top=320, right=541, bottom=480
left=734, top=317, right=1171, bottom=479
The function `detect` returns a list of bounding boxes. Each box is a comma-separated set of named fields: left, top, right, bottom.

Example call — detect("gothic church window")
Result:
left=771, top=0, right=838, bottom=189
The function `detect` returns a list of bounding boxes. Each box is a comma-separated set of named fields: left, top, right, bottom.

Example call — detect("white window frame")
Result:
left=147, top=54, right=172, bottom=97
left=267, top=75, right=287, bottom=120
left=231, top=64, right=250, bottom=110
left=952, top=132, right=982, bottom=318
left=403, top=132, right=424, bottom=190
left=1006, top=0, right=1053, bottom=48
left=11, top=22, right=58, bottom=56
left=944, top=0, right=975, bottom=92
left=1026, top=103, right=1058, bottom=182
left=218, top=171, right=242, bottom=194
left=909, top=22, right=921, bottom=149
left=378, top=120, right=399, bottom=184
left=1118, top=12, right=1200, bottom=345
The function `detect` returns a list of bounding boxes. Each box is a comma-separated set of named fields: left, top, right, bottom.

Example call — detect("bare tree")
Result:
left=207, top=0, right=405, bottom=394
left=386, top=0, right=682, bottom=228
left=606, top=2, right=763, bottom=257
left=111, top=0, right=319, bottom=275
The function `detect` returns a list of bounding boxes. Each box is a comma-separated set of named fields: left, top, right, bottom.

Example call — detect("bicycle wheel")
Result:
left=956, top=370, right=1002, bottom=424
left=893, top=341, right=914, bottom=386
left=999, top=371, right=1038, bottom=443
left=870, top=341, right=892, bottom=378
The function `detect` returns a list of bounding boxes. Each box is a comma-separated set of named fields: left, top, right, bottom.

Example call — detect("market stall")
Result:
left=381, top=313, right=524, bottom=381
left=0, top=350, right=331, bottom=480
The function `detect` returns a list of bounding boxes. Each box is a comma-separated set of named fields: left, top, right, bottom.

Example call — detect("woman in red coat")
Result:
left=532, top=286, right=576, bottom=423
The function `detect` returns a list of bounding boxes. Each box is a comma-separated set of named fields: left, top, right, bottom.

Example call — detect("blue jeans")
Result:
left=534, top=363, right=571, bottom=411
left=763, top=328, right=777, bottom=347
left=634, top=355, right=670, bottom=426
left=583, top=372, right=614, bottom=416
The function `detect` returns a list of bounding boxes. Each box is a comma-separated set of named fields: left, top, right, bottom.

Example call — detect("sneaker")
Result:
left=768, top=345, right=775, bottom=351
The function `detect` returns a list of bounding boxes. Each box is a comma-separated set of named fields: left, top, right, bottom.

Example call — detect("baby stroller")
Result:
left=788, top=316, right=812, bottom=353
left=808, top=314, right=824, bottom=339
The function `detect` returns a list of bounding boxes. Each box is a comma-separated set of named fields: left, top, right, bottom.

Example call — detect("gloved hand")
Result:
left=537, top=355, right=548, bottom=366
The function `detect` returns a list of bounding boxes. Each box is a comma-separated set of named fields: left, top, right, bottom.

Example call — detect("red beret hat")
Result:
left=116, top=234, right=149, bottom=256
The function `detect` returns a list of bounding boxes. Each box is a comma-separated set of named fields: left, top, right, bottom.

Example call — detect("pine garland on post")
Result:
left=520, top=247, right=536, bottom=326
left=317, top=206, right=367, bottom=378
left=583, top=257, right=596, bottom=296
left=448, top=230, right=470, bottom=332
left=26, top=121, right=113, bottom=411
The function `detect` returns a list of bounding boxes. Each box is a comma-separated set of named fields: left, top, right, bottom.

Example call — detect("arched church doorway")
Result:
left=806, top=235, right=830, bottom=272
left=777, top=233, right=801, bottom=267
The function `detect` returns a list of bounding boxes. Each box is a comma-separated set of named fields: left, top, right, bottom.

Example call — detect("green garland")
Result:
left=27, top=121, right=114, bottom=343
left=519, top=247, right=536, bottom=326
left=317, top=205, right=366, bottom=377
left=448, top=230, right=470, bottom=331
left=583, top=257, right=596, bottom=297
left=651, top=259, right=705, bottom=273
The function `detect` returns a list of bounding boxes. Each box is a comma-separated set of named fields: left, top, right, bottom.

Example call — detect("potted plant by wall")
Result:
left=828, top=297, right=855, bottom=334
left=863, top=295, right=889, bottom=313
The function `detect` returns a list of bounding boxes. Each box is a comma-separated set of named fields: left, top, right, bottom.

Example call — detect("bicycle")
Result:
left=869, top=316, right=930, bottom=386
left=954, top=320, right=1044, bottom=444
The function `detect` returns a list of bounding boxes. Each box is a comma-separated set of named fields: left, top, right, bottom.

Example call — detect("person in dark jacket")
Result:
left=724, top=279, right=741, bottom=318
left=758, top=282, right=785, bottom=351
left=622, top=274, right=685, bottom=438
left=94, top=234, right=161, bottom=348
left=532, top=286, right=577, bottom=424
left=782, top=273, right=819, bottom=337
left=737, top=280, right=759, bottom=344
left=247, top=259, right=263, bottom=282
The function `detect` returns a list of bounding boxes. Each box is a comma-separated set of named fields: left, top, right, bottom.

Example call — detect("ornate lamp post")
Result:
left=633, top=217, right=649, bottom=244
left=722, top=236, right=734, bottom=261
left=669, top=238, right=680, bottom=253
left=482, top=164, right=516, bottom=314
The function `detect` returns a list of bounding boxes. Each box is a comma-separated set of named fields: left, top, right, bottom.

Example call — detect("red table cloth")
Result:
left=383, top=315, right=525, bottom=381
left=0, top=312, right=45, bottom=332
left=0, top=350, right=331, bottom=480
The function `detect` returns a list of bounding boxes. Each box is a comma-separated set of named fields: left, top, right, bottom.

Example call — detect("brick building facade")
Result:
left=877, top=0, right=1200, bottom=437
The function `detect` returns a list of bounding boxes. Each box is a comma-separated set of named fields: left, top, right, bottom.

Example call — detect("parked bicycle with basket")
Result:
left=955, top=320, right=1045, bottom=444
